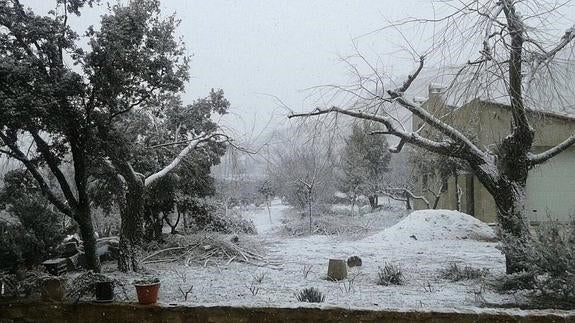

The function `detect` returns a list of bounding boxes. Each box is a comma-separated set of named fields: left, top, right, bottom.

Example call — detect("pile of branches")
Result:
left=66, top=271, right=128, bottom=302
left=142, top=234, right=278, bottom=268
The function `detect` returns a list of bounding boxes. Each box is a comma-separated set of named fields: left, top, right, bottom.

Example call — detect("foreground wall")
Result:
left=1, top=302, right=574, bottom=323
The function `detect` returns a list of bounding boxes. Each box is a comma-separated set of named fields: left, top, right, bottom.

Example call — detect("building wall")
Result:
left=412, top=99, right=575, bottom=224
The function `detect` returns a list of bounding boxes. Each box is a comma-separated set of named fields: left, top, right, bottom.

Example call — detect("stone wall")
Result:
left=1, top=301, right=574, bottom=323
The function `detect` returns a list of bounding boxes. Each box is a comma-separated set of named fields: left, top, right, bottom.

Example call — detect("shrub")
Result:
left=499, top=219, right=575, bottom=305
left=0, top=170, right=66, bottom=271
left=186, top=198, right=256, bottom=234
left=377, top=263, right=404, bottom=286
left=295, top=287, right=325, bottom=303
left=440, top=263, right=488, bottom=281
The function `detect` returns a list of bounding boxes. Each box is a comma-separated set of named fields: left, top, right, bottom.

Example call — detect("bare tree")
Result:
left=290, top=0, right=575, bottom=273
left=269, top=126, right=338, bottom=234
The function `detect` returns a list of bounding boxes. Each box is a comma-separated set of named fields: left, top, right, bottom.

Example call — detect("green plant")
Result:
left=0, top=271, right=51, bottom=299
left=377, top=263, right=404, bottom=286
left=0, top=171, right=66, bottom=271
left=295, top=287, right=325, bottom=303
left=498, top=219, right=575, bottom=305
left=440, top=263, right=488, bottom=281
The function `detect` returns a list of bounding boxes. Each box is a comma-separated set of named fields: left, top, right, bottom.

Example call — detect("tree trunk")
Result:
left=144, top=209, right=164, bottom=242
left=368, top=195, right=377, bottom=209
left=182, top=210, right=188, bottom=234
left=114, top=161, right=145, bottom=273
left=164, top=211, right=180, bottom=234
left=118, top=182, right=144, bottom=272
left=75, top=206, right=100, bottom=272
left=471, top=152, right=532, bottom=274
left=308, top=189, right=313, bottom=234
left=492, top=182, right=531, bottom=274
left=266, top=197, right=272, bottom=224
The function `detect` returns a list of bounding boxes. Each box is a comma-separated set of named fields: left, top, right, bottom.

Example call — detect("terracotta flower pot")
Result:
left=94, top=281, right=114, bottom=302
left=134, top=282, right=160, bottom=305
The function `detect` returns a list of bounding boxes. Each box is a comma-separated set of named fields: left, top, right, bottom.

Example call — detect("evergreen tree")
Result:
left=340, top=122, right=391, bottom=210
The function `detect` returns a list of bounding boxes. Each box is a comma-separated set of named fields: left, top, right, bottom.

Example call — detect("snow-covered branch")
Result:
left=289, top=106, right=455, bottom=156
left=536, top=25, right=575, bottom=64
left=144, top=133, right=225, bottom=187
left=528, top=134, right=575, bottom=166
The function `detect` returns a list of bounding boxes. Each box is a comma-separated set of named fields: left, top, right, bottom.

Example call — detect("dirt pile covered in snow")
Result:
left=365, top=209, right=497, bottom=242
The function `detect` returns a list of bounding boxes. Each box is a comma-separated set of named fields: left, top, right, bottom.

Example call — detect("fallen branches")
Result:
left=141, top=234, right=280, bottom=268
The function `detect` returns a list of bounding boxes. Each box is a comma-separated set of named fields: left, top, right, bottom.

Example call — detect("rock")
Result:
left=347, top=256, right=362, bottom=267
left=327, top=259, right=347, bottom=281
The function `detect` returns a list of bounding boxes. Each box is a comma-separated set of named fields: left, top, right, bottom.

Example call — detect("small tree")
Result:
left=340, top=122, right=391, bottom=211
left=270, top=127, right=337, bottom=234
left=258, top=179, right=275, bottom=223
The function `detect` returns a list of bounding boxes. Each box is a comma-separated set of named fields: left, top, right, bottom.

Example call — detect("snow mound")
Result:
left=365, top=209, right=497, bottom=242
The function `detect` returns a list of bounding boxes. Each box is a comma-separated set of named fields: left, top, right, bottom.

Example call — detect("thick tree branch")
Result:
left=30, top=130, right=79, bottom=209
left=144, top=133, right=224, bottom=187
left=501, top=0, right=533, bottom=139
left=537, top=25, right=575, bottom=63
left=0, top=131, right=74, bottom=218
left=528, top=134, right=575, bottom=166
left=289, top=106, right=456, bottom=156
left=392, top=56, right=425, bottom=94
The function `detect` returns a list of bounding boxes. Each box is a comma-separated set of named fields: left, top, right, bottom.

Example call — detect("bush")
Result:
left=440, top=263, right=488, bottom=281
left=499, top=219, right=575, bottom=305
left=0, top=170, right=66, bottom=271
left=377, top=263, right=404, bottom=286
left=295, top=287, right=325, bottom=303
left=185, top=198, right=256, bottom=234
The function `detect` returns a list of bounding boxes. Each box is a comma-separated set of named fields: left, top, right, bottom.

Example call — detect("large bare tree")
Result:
left=290, top=0, right=575, bottom=273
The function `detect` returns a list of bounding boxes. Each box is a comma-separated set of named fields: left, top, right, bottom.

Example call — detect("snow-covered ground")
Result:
left=102, top=200, right=523, bottom=311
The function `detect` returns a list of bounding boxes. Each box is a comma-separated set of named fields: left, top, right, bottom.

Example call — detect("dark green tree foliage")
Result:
left=0, top=170, right=65, bottom=271
left=340, top=122, right=391, bottom=209
left=0, top=0, right=227, bottom=272
left=0, top=0, right=101, bottom=271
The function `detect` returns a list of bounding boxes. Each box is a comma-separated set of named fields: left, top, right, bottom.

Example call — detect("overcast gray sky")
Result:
left=23, top=0, right=438, bottom=136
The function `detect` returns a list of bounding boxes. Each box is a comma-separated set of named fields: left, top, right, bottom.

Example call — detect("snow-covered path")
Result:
left=247, top=199, right=288, bottom=236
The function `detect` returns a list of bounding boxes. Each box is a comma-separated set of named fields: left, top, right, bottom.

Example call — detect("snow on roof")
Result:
left=364, top=209, right=497, bottom=242
left=470, top=99, right=575, bottom=122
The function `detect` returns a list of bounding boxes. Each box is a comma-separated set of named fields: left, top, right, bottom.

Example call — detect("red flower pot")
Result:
left=134, top=282, right=160, bottom=305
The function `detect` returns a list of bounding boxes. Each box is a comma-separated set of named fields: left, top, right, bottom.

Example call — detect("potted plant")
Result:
left=94, top=280, right=114, bottom=302
left=134, top=277, right=160, bottom=305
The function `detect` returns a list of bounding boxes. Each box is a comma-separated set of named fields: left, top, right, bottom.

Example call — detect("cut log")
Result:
left=327, top=259, right=347, bottom=281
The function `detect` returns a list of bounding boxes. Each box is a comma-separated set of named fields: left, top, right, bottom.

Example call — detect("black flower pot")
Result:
left=94, top=281, right=114, bottom=302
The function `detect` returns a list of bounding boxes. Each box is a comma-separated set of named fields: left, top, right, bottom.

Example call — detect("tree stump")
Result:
left=327, top=259, right=347, bottom=281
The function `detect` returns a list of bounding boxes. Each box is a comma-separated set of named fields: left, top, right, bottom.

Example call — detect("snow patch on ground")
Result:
left=365, top=209, right=497, bottom=243
left=99, top=205, right=526, bottom=312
